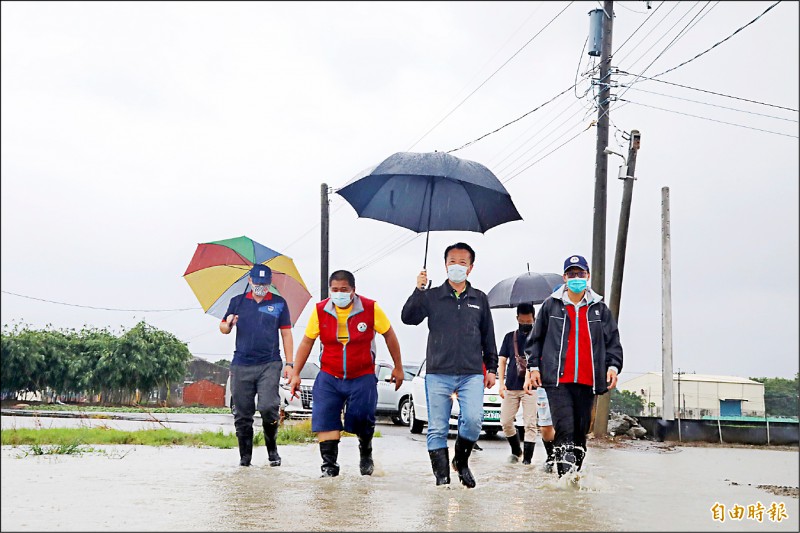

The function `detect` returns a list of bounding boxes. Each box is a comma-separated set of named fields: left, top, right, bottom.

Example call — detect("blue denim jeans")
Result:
left=424, top=373, right=484, bottom=450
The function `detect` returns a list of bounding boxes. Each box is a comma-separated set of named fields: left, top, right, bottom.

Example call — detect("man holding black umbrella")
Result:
left=220, top=264, right=294, bottom=468
left=402, top=242, right=498, bottom=488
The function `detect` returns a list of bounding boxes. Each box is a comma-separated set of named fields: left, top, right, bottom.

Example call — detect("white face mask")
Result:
left=251, top=283, right=269, bottom=297
left=447, top=264, right=468, bottom=283
left=330, top=291, right=353, bottom=308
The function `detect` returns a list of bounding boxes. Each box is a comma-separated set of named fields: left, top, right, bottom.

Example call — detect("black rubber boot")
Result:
left=237, top=434, right=253, bottom=467
left=574, top=446, right=586, bottom=471
left=451, top=436, right=477, bottom=488
left=506, top=433, right=523, bottom=462
left=358, top=433, right=374, bottom=476
left=522, top=441, right=535, bottom=465
left=543, top=440, right=555, bottom=472
left=428, top=447, right=451, bottom=486
left=516, top=425, right=525, bottom=442
left=262, top=420, right=281, bottom=467
left=319, top=439, right=340, bottom=478
left=556, top=443, right=577, bottom=477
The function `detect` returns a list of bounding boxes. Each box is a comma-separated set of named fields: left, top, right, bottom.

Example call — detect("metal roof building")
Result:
left=618, top=372, right=765, bottom=419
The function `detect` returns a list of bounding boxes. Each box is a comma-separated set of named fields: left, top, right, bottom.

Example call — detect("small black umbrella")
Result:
left=487, top=268, right=563, bottom=308
left=337, top=151, right=522, bottom=268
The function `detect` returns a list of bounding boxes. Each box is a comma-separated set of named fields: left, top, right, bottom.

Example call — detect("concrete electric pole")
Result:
left=590, top=0, right=614, bottom=298
left=320, top=183, right=329, bottom=302
left=593, top=129, right=640, bottom=437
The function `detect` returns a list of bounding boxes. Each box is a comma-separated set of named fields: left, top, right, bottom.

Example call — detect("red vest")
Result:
left=317, top=295, right=376, bottom=379
left=560, top=305, right=594, bottom=386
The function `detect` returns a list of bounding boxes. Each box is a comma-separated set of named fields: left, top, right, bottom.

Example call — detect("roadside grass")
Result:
left=0, top=419, right=374, bottom=453
left=10, top=404, right=232, bottom=415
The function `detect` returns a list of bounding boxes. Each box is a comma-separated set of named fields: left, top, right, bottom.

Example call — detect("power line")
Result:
left=615, top=1, right=651, bottom=15
left=1, top=290, right=199, bottom=312
left=613, top=1, right=665, bottom=59
left=619, top=85, right=798, bottom=122
left=616, top=71, right=799, bottom=112
left=651, top=1, right=782, bottom=78
left=613, top=1, right=682, bottom=67
left=502, top=118, right=597, bottom=184
left=619, top=98, right=798, bottom=138
left=619, top=1, right=707, bottom=78
left=406, top=1, right=575, bottom=151
left=445, top=82, right=579, bottom=154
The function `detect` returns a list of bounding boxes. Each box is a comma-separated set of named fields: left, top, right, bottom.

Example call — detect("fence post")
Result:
left=717, top=413, right=724, bottom=444
left=766, top=414, right=770, bottom=445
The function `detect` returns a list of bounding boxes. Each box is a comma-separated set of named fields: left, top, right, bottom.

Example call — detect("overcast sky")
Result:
left=2, top=1, right=798, bottom=382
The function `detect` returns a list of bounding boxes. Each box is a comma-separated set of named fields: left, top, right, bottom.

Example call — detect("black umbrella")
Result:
left=487, top=268, right=563, bottom=308
left=337, top=151, right=522, bottom=268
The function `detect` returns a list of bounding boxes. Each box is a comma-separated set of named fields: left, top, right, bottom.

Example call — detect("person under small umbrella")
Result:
left=220, top=264, right=294, bottom=467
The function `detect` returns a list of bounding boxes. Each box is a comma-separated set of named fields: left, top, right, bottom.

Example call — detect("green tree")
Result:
left=750, top=374, right=799, bottom=418
left=213, top=359, right=231, bottom=369
left=609, top=388, right=645, bottom=416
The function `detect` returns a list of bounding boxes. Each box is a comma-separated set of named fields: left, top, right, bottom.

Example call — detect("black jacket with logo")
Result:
left=401, top=281, right=498, bottom=375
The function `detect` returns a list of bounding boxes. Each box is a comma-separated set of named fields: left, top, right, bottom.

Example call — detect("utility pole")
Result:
left=591, top=0, right=614, bottom=437
left=662, top=186, right=675, bottom=423
left=593, top=129, right=640, bottom=437
left=320, top=183, right=329, bottom=302
left=591, top=0, right=614, bottom=296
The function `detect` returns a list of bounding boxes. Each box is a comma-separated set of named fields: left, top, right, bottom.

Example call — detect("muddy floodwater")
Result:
left=1, top=414, right=798, bottom=531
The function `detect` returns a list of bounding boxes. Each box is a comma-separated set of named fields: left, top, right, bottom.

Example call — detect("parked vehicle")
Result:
left=408, top=359, right=522, bottom=436
left=279, top=362, right=318, bottom=418
left=375, top=362, right=415, bottom=425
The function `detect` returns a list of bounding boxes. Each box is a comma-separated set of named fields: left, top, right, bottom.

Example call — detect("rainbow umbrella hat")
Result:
left=183, top=235, right=311, bottom=325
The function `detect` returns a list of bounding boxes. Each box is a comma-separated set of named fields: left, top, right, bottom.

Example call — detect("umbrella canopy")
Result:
left=487, top=271, right=564, bottom=309
left=183, top=235, right=311, bottom=325
left=337, top=151, right=522, bottom=267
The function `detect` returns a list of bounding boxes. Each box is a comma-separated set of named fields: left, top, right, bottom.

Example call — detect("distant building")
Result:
left=183, top=379, right=225, bottom=407
left=619, top=372, right=765, bottom=419
left=152, top=357, right=230, bottom=406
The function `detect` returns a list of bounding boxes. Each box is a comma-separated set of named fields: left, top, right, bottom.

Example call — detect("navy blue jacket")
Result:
left=401, top=281, right=498, bottom=375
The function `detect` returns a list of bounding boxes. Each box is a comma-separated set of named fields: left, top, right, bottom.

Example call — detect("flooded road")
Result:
left=2, top=414, right=798, bottom=531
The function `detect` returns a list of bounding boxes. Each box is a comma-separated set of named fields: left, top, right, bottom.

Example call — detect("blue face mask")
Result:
left=566, top=278, right=588, bottom=294
left=330, top=291, right=353, bottom=308
left=447, top=264, right=468, bottom=283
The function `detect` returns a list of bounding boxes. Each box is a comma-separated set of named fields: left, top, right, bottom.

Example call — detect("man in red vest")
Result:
left=289, top=270, right=404, bottom=477
left=523, top=254, right=623, bottom=477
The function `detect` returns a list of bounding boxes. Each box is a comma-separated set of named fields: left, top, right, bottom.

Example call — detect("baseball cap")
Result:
left=249, top=264, right=272, bottom=284
left=563, top=255, right=589, bottom=273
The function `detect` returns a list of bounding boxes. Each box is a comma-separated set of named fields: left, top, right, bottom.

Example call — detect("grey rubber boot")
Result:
left=319, top=439, right=340, bottom=478
left=428, top=447, right=450, bottom=486
left=451, top=436, right=477, bottom=488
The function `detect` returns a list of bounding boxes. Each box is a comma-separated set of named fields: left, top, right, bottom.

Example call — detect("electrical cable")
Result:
left=651, top=1, right=782, bottom=78
left=618, top=85, right=798, bottom=122
left=1, top=290, right=199, bottom=312
left=616, top=71, right=798, bottom=112
left=445, top=82, right=579, bottom=154
left=406, top=1, right=575, bottom=152
left=618, top=98, right=798, bottom=138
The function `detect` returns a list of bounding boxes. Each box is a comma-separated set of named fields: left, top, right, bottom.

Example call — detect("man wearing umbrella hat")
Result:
left=220, top=264, right=294, bottom=468
left=523, top=254, right=623, bottom=478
